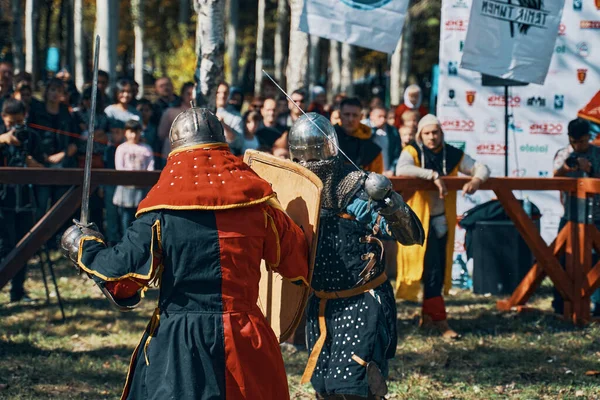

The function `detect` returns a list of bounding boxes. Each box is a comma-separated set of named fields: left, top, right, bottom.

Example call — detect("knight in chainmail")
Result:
left=289, top=113, right=424, bottom=400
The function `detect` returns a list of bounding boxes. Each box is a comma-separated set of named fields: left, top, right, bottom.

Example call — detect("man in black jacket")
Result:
left=0, top=99, right=44, bottom=302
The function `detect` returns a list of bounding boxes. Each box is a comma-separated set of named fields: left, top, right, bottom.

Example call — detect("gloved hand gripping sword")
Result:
left=364, top=172, right=424, bottom=246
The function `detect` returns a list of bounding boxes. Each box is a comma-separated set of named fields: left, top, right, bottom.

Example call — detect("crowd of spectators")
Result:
left=0, top=58, right=429, bottom=302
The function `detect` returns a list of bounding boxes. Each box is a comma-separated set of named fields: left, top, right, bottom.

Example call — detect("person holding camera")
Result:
left=554, top=119, right=600, bottom=178
left=553, top=118, right=600, bottom=316
left=0, top=99, right=44, bottom=302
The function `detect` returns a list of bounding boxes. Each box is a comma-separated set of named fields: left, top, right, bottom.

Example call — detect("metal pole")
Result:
left=504, top=84, right=509, bottom=177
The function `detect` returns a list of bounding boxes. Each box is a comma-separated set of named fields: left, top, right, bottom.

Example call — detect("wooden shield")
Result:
left=243, top=150, right=322, bottom=343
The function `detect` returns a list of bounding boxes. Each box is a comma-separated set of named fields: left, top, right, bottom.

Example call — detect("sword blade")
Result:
left=80, top=35, right=101, bottom=226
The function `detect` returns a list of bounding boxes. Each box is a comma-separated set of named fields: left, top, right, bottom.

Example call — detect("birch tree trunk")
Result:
left=195, top=11, right=202, bottom=56
left=391, top=12, right=412, bottom=105
left=340, top=42, right=354, bottom=96
left=58, top=0, right=65, bottom=69
left=328, top=39, right=341, bottom=101
left=43, top=0, right=53, bottom=78
left=286, top=0, right=309, bottom=93
left=25, top=0, right=37, bottom=84
left=97, top=0, right=117, bottom=96
left=194, top=0, right=225, bottom=112
left=274, top=0, right=288, bottom=85
left=179, top=0, right=190, bottom=35
left=225, top=0, right=239, bottom=85
left=11, top=0, right=24, bottom=73
left=65, top=0, right=75, bottom=71
left=389, top=39, right=402, bottom=106
left=308, top=35, right=320, bottom=91
left=398, top=12, right=413, bottom=97
left=132, top=0, right=145, bottom=97
left=74, top=0, right=84, bottom=90
left=254, top=0, right=266, bottom=95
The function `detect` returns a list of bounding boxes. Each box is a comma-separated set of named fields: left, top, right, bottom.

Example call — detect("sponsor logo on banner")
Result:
left=340, top=0, right=392, bottom=10
left=527, top=96, right=546, bottom=107
left=512, top=168, right=527, bottom=177
left=520, top=144, right=549, bottom=153
left=479, top=0, right=550, bottom=38
left=485, top=119, right=499, bottom=134
left=443, top=89, right=459, bottom=107
left=445, top=19, right=468, bottom=31
left=452, top=0, right=469, bottom=8
left=573, top=0, right=582, bottom=11
left=448, top=61, right=459, bottom=76
left=580, top=21, right=600, bottom=29
left=558, top=23, right=566, bottom=35
left=555, top=44, right=567, bottom=54
left=459, top=40, right=465, bottom=52
left=576, top=42, right=590, bottom=57
left=539, top=171, right=549, bottom=177
left=577, top=68, right=587, bottom=83
left=488, top=95, right=521, bottom=107
left=529, top=122, right=564, bottom=135
left=466, top=91, right=476, bottom=106
left=441, top=118, right=475, bottom=132
left=477, top=142, right=506, bottom=155
left=447, top=140, right=466, bottom=151
left=554, top=95, right=564, bottom=110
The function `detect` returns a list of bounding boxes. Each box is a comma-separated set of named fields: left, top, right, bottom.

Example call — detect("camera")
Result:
left=12, top=124, right=29, bottom=143
left=565, top=155, right=579, bottom=169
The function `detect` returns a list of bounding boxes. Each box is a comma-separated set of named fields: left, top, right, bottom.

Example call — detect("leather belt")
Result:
left=300, top=272, right=388, bottom=384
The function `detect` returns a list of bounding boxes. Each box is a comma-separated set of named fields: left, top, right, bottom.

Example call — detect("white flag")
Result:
left=299, top=0, right=409, bottom=54
left=460, top=0, right=565, bottom=85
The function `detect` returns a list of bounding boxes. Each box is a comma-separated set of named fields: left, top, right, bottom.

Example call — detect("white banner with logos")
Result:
left=461, top=0, right=565, bottom=84
left=299, top=0, right=409, bottom=53
left=438, top=0, right=600, bottom=261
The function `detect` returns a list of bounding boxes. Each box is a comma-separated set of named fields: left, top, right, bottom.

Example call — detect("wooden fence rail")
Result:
left=0, top=168, right=598, bottom=324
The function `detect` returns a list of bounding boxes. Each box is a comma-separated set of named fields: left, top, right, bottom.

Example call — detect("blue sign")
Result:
left=46, top=47, right=60, bottom=72
left=340, top=0, right=392, bottom=10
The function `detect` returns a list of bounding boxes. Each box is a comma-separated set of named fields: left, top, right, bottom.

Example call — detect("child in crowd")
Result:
left=401, top=110, right=420, bottom=132
left=113, top=120, right=154, bottom=235
left=399, top=126, right=416, bottom=149
left=240, top=111, right=263, bottom=155
left=387, top=108, right=396, bottom=127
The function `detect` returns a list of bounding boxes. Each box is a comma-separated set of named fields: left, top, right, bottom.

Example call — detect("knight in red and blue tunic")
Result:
left=61, top=108, right=309, bottom=400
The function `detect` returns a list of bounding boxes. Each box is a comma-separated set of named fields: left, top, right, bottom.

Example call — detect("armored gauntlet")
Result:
left=61, top=220, right=105, bottom=266
left=364, top=173, right=425, bottom=246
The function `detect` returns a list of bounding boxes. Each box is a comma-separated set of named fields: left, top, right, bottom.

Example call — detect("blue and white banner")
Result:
left=299, top=0, right=409, bottom=53
left=461, top=0, right=565, bottom=84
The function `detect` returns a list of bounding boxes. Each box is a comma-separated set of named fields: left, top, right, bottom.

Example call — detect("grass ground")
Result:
left=1, top=254, right=599, bottom=399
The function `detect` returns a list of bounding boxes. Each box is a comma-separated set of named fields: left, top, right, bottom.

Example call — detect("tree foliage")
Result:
left=165, top=37, right=198, bottom=93
left=0, top=0, right=442, bottom=96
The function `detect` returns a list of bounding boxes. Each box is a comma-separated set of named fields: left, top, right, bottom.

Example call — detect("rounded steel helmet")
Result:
left=169, top=107, right=226, bottom=151
left=288, top=112, right=339, bottom=162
